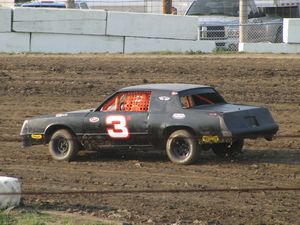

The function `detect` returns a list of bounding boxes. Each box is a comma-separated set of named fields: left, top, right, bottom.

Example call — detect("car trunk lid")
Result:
left=196, top=104, right=278, bottom=138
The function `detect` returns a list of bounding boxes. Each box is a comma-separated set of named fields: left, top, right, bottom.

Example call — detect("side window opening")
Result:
left=101, top=95, right=119, bottom=111
left=192, top=94, right=215, bottom=105
left=180, top=96, right=195, bottom=108
left=101, top=91, right=151, bottom=112
left=179, top=89, right=225, bottom=108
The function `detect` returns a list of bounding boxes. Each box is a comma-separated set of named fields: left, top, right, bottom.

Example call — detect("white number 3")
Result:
left=106, top=115, right=129, bottom=139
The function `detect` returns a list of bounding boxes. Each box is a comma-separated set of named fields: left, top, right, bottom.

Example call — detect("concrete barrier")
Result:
left=107, top=11, right=198, bottom=40
left=283, top=18, right=300, bottom=44
left=13, top=8, right=107, bottom=35
left=1, top=8, right=217, bottom=53
left=239, top=43, right=300, bottom=53
left=0, top=32, right=30, bottom=52
left=125, top=37, right=215, bottom=53
left=0, top=176, right=21, bottom=209
left=31, top=33, right=124, bottom=53
left=0, top=8, right=12, bottom=32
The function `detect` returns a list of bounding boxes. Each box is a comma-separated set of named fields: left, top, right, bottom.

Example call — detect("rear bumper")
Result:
left=200, top=123, right=278, bottom=144
left=230, top=124, right=279, bottom=139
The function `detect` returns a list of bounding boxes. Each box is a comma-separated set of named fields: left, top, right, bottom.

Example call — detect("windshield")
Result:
left=186, top=0, right=264, bottom=18
left=179, top=88, right=225, bottom=108
left=186, top=0, right=239, bottom=17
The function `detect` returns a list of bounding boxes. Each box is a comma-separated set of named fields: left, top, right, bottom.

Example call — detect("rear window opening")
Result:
left=179, top=88, right=225, bottom=108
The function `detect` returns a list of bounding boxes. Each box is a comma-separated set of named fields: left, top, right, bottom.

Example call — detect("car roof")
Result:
left=120, top=83, right=210, bottom=92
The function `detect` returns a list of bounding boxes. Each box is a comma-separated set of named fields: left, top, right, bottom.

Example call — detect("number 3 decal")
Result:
left=106, top=115, right=129, bottom=139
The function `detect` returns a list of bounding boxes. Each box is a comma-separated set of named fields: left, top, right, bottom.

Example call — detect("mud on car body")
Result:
left=20, top=84, right=278, bottom=165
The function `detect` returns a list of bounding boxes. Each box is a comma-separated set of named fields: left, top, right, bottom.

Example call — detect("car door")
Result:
left=83, top=91, right=151, bottom=147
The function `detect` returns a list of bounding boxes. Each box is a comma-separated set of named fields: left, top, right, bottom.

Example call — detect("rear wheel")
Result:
left=212, top=139, right=244, bottom=159
left=49, top=129, right=79, bottom=161
left=166, top=130, right=199, bottom=165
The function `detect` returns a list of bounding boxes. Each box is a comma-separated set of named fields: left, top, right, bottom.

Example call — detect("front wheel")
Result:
left=166, top=130, right=199, bottom=165
left=212, top=139, right=244, bottom=159
left=49, top=129, right=79, bottom=161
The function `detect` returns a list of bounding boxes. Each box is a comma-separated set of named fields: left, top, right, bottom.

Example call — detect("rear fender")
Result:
left=163, top=126, right=197, bottom=142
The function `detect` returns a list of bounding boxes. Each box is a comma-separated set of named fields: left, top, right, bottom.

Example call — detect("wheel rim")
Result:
left=54, top=136, right=69, bottom=156
left=170, top=137, right=191, bottom=160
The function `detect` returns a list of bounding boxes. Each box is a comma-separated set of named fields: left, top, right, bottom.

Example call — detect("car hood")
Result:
left=197, top=16, right=239, bottom=25
left=196, top=15, right=282, bottom=26
left=28, top=108, right=94, bottom=120
left=66, top=108, right=94, bottom=114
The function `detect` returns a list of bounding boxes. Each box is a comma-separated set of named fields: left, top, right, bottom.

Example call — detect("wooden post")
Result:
left=163, top=0, right=172, bottom=14
left=66, top=0, right=75, bottom=8
left=239, top=0, right=248, bottom=43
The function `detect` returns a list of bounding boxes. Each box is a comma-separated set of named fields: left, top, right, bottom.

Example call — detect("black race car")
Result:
left=20, top=84, right=278, bottom=165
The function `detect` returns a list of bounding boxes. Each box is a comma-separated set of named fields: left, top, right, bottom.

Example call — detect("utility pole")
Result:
left=66, top=0, right=75, bottom=8
left=239, top=0, right=248, bottom=43
left=163, top=0, right=172, bottom=14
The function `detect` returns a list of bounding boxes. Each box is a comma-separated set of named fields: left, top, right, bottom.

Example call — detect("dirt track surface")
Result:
left=0, top=54, right=299, bottom=225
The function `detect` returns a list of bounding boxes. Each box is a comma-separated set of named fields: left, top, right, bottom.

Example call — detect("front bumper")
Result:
left=21, top=134, right=44, bottom=148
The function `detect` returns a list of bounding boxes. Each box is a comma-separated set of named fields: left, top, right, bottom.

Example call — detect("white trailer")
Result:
left=255, top=0, right=300, bottom=17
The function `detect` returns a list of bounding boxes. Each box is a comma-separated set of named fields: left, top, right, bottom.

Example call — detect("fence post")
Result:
left=66, top=0, right=75, bottom=8
left=163, top=0, right=172, bottom=14
left=239, top=0, right=248, bottom=43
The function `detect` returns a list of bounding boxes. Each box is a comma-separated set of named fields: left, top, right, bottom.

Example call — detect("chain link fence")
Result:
left=197, top=22, right=283, bottom=51
left=12, top=0, right=194, bottom=14
left=10, top=0, right=300, bottom=17
left=190, top=0, right=285, bottom=51
left=56, top=0, right=194, bottom=14
left=9, top=0, right=300, bottom=17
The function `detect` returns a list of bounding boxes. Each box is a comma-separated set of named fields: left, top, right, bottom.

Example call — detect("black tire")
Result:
left=212, top=139, right=244, bottom=159
left=49, top=129, right=79, bottom=161
left=166, top=130, right=199, bottom=165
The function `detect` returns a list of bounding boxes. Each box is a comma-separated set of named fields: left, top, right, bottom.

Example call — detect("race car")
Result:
left=20, top=84, right=278, bottom=165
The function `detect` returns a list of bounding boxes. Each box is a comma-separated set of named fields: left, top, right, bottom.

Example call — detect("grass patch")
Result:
left=0, top=210, right=115, bottom=225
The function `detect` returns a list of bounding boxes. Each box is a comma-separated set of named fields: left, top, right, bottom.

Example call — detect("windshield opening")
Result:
left=186, top=0, right=239, bottom=17
left=179, top=88, right=225, bottom=108
left=186, top=0, right=264, bottom=18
